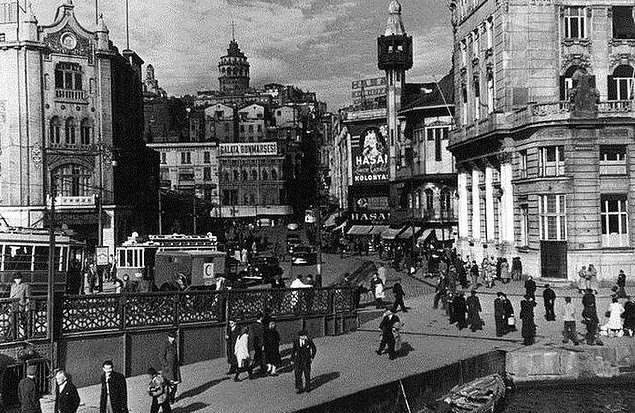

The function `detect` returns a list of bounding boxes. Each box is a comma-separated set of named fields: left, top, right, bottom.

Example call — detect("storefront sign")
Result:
left=219, top=142, right=277, bottom=157
left=355, top=196, right=389, bottom=211
left=350, top=211, right=391, bottom=223
left=352, top=127, right=389, bottom=183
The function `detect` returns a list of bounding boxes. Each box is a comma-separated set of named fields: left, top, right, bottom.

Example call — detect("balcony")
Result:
left=48, top=142, right=94, bottom=152
left=599, top=161, right=627, bottom=176
left=54, top=89, right=87, bottom=103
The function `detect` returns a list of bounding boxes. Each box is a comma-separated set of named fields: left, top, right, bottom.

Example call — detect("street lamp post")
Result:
left=46, top=174, right=56, bottom=367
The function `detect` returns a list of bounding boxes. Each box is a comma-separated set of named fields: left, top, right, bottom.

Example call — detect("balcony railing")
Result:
left=48, top=142, right=93, bottom=151
left=599, top=161, right=627, bottom=175
left=54, top=88, right=87, bottom=103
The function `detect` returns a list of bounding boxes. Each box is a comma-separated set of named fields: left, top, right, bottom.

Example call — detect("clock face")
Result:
left=60, top=32, right=77, bottom=50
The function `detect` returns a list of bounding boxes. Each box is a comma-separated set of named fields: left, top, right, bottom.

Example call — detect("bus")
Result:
left=116, top=232, right=219, bottom=291
left=0, top=226, right=86, bottom=296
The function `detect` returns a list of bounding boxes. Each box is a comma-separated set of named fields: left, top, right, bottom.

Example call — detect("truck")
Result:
left=154, top=250, right=227, bottom=291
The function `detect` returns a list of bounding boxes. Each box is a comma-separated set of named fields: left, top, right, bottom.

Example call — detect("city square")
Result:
left=0, top=0, right=634, bottom=412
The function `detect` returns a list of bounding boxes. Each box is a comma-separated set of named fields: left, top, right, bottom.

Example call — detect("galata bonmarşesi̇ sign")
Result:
left=219, top=142, right=278, bottom=157
left=352, top=126, right=389, bottom=183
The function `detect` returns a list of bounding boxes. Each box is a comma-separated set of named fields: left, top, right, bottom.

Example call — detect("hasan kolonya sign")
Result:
left=352, top=126, right=389, bottom=183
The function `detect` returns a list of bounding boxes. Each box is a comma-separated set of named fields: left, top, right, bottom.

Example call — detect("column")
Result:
left=500, top=161, right=514, bottom=243
left=485, top=165, right=495, bottom=242
left=458, top=170, right=469, bottom=238
left=471, top=169, right=481, bottom=240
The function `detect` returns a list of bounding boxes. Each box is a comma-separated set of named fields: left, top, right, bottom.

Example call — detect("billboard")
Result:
left=351, top=126, right=389, bottom=183
left=219, top=142, right=278, bottom=157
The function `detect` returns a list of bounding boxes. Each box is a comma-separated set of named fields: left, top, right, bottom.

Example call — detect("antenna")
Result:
left=231, top=19, right=235, bottom=41
left=125, top=0, right=130, bottom=49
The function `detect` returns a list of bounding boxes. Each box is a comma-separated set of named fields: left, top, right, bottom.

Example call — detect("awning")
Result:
left=382, top=227, right=404, bottom=240
left=332, top=221, right=347, bottom=232
left=347, top=225, right=373, bottom=236
left=369, top=225, right=389, bottom=235
left=398, top=226, right=422, bottom=239
left=416, top=228, right=434, bottom=244
left=323, top=213, right=338, bottom=228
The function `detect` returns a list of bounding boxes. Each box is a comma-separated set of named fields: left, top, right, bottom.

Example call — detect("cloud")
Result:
left=31, top=0, right=453, bottom=110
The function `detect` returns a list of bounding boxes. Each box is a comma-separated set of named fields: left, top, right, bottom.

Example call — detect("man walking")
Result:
left=562, top=296, right=579, bottom=345
left=225, top=320, right=240, bottom=375
left=160, top=332, right=181, bottom=403
left=292, top=330, right=317, bottom=394
left=433, top=275, right=447, bottom=309
left=391, top=281, right=407, bottom=313
left=494, top=292, right=506, bottom=337
left=520, top=295, right=537, bottom=345
left=376, top=309, right=400, bottom=360
left=18, top=365, right=41, bottom=413
left=466, top=290, right=483, bottom=332
left=453, top=291, right=467, bottom=330
left=54, top=369, right=80, bottom=413
left=617, top=270, right=627, bottom=299
left=100, top=360, right=128, bottom=413
left=543, top=284, right=556, bottom=321
left=582, top=289, right=601, bottom=346
left=250, top=314, right=266, bottom=376
left=524, top=276, right=537, bottom=300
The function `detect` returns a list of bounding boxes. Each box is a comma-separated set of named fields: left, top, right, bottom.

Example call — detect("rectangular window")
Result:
left=601, top=194, right=629, bottom=247
left=471, top=30, right=479, bottom=57
left=613, top=6, right=635, bottom=40
left=203, top=167, right=212, bottom=181
left=203, top=151, right=211, bottom=164
left=519, top=150, right=527, bottom=179
left=0, top=33, right=5, bottom=42
left=564, top=7, right=586, bottom=39
left=486, top=18, right=493, bottom=50
left=460, top=40, right=467, bottom=66
left=539, top=146, right=564, bottom=176
left=539, top=194, right=567, bottom=241
left=160, top=152, right=167, bottom=164
left=426, top=127, right=449, bottom=162
left=487, top=77, right=494, bottom=113
left=520, top=203, right=529, bottom=246
left=180, top=152, right=191, bottom=164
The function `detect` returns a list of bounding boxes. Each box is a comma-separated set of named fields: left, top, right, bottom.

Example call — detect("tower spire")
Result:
left=231, top=19, right=235, bottom=42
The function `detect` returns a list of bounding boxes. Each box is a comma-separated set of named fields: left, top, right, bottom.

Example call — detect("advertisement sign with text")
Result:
left=351, top=126, right=389, bottom=183
left=219, top=142, right=278, bottom=157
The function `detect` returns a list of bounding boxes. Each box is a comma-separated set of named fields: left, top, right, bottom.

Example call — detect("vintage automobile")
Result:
left=286, top=233, right=302, bottom=254
left=291, top=245, right=317, bottom=266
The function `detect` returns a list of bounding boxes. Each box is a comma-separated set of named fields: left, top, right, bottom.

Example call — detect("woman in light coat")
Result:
left=606, top=297, right=624, bottom=337
left=233, top=326, right=253, bottom=381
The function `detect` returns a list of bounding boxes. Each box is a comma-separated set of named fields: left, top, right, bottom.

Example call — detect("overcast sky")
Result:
left=33, top=0, right=453, bottom=110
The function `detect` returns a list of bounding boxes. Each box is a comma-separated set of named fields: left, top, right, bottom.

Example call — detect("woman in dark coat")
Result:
left=511, top=257, right=522, bottom=281
left=622, top=296, right=635, bottom=336
left=503, top=294, right=517, bottom=333
left=225, top=320, right=240, bottom=374
left=520, top=295, right=537, bottom=345
left=466, top=290, right=483, bottom=331
left=264, top=320, right=281, bottom=376
left=453, top=292, right=467, bottom=330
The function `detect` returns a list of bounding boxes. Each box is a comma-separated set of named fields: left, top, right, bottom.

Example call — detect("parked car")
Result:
left=291, top=245, right=317, bottom=266
left=286, top=233, right=302, bottom=254
left=251, top=255, right=283, bottom=281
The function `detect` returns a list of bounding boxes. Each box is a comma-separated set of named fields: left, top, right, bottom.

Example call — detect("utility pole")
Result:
left=97, top=145, right=104, bottom=247
left=158, top=189, right=163, bottom=235
left=193, top=194, right=197, bottom=234
left=47, top=175, right=56, bottom=367
left=316, top=206, right=323, bottom=287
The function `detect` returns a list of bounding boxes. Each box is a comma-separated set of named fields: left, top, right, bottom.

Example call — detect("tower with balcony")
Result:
left=377, top=0, right=412, bottom=179
left=218, top=25, right=250, bottom=95
left=448, top=0, right=635, bottom=281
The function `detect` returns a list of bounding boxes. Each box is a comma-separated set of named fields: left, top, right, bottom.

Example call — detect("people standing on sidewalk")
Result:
left=264, top=320, right=281, bottom=376
left=454, top=291, right=467, bottom=330
left=588, top=264, right=599, bottom=294
left=561, top=296, right=579, bottom=345
left=250, top=314, right=266, bottom=376
left=54, top=369, right=80, bottom=413
left=470, top=261, right=479, bottom=286
left=433, top=275, right=447, bottom=309
left=147, top=367, right=171, bottom=413
left=100, top=360, right=128, bottom=413
left=370, top=272, right=385, bottom=309
left=466, top=290, right=483, bottom=332
left=582, top=289, right=601, bottom=346
left=391, top=281, right=407, bottom=313
left=520, top=295, right=537, bottom=346
left=622, top=296, right=635, bottom=337
left=500, top=258, right=511, bottom=284
left=233, top=326, right=253, bottom=381
left=606, top=297, right=624, bottom=337
left=292, top=330, right=317, bottom=394
left=524, top=276, right=537, bottom=300
left=578, top=266, right=589, bottom=293
left=511, top=257, right=522, bottom=281
left=18, top=364, right=41, bottom=413
left=377, top=309, right=400, bottom=360
left=225, top=320, right=239, bottom=375
left=503, top=294, right=516, bottom=333
left=617, top=270, right=627, bottom=299
left=543, top=284, right=556, bottom=321
left=494, top=292, right=506, bottom=337
left=160, top=332, right=180, bottom=403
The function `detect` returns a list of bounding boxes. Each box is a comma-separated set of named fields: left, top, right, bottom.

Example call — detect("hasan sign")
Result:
left=219, top=142, right=278, bottom=157
left=352, top=126, right=389, bottom=183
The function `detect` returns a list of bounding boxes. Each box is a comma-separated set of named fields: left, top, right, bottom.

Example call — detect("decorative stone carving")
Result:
left=570, top=71, right=599, bottom=118
left=44, top=24, right=93, bottom=63
left=31, top=144, right=42, bottom=167
left=561, top=53, right=591, bottom=72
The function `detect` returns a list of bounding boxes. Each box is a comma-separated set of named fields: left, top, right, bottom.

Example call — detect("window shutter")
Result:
left=559, top=76, right=566, bottom=101
left=607, top=75, right=616, bottom=100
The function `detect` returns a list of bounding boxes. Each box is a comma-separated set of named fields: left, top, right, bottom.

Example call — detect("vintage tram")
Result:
left=116, top=232, right=220, bottom=291
left=0, top=226, right=86, bottom=296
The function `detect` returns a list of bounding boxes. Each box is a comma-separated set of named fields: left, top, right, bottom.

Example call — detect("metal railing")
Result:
left=0, top=298, right=49, bottom=344
left=54, top=88, right=87, bottom=102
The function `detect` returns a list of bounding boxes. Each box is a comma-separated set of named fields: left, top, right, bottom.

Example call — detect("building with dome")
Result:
left=218, top=33, right=251, bottom=95
left=0, top=0, right=158, bottom=252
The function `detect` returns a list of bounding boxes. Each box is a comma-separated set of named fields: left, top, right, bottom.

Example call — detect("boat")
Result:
left=436, top=373, right=507, bottom=413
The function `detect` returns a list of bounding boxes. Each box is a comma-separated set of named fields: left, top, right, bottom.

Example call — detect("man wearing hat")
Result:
left=291, top=330, right=317, bottom=394
left=520, top=294, right=537, bottom=346
left=376, top=309, right=400, bottom=360
left=54, top=368, right=80, bottom=413
left=18, top=364, right=41, bottom=413
left=99, top=360, right=128, bottom=413
left=160, top=332, right=181, bottom=403
left=10, top=272, right=31, bottom=335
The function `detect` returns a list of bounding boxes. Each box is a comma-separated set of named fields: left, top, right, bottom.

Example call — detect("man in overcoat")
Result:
left=161, top=332, right=181, bottom=403
left=54, top=369, right=80, bottom=413
left=99, top=360, right=128, bottom=413
left=18, top=364, right=41, bottom=413
left=376, top=309, right=400, bottom=360
left=292, top=329, right=317, bottom=394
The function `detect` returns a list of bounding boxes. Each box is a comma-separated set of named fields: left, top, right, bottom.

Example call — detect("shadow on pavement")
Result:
left=397, top=342, right=414, bottom=358
left=310, top=372, right=340, bottom=391
left=175, top=377, right=229, bottom=402
left=172, top=402, right=209, bottom=413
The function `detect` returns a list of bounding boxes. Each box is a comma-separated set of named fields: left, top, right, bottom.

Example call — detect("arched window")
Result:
left=52, top=164, right=92, bottom=197
left=425, top=189, right=434, bottom=211
left=65, top=118, right=76, bottom=144
left=233, top=169, right=239, bottom=181
left=271, top=168, right=278, bottom=180
left=608, top=65, right=634, bottom=100
left=251, top=169, right=258, bottom=180
left=241, top=170, right=247, bottom=181
left=441, top=189, right=453, bottom=213
left=560, top=66, right=595, bottom=101
left=261, top=169, right=268, bottom=180
left=50, top=117, right=61, bottom=144
left=80, top=118, right=92, bottom=145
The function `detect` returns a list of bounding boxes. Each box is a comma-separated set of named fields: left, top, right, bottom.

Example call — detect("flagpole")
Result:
left=95, top=0, right=98, bottom=25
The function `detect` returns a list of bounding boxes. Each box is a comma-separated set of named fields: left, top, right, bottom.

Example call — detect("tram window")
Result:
left=4, top=245, right=33, bottom=271
left=118, top=250, right=126, bottom=267
left=136, top=249, right=144, bottom=267
left=60, top=246, right=68, bottom=271
left=126, top=250, right=134, bottom=267
left=54, top=247, right=63, bottom=272
left=34, top=246, right=50, bottom=271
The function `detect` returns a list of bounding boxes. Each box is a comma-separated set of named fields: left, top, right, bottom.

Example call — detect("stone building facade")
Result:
left=0, top=1, right=158, bottom=252
left=448, top=0, right=635, bottom=280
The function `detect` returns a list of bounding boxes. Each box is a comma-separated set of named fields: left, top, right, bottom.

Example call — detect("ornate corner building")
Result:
left=0, top=1, right=158, bottom=252
left=448, top=0, right=635, bottom=280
